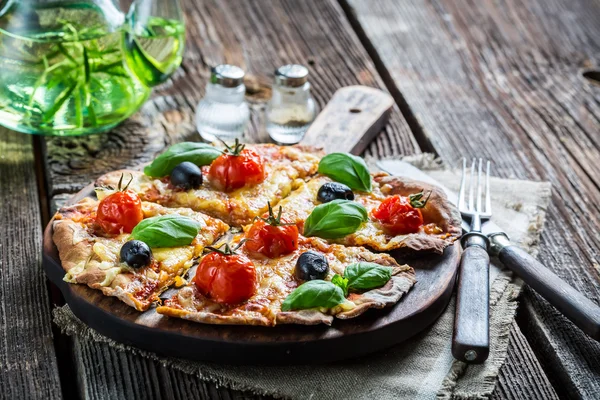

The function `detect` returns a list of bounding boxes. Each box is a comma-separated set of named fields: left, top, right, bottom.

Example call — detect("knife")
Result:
left=377, top=160, right=600, bottom=342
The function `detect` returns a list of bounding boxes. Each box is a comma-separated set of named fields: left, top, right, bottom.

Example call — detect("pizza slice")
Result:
left=95, top=143, right=322, bottom=227
left=276, top=173, right=462, bottom=254
left=156, top=207, right=416, bottom=326
left=53, top=194, right=229, bottom=311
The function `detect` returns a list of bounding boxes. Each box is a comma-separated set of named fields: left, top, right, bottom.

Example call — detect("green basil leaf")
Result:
left=303, top=200, right=368, bottom=239
left=130, top=215, right=201, bottom=248
left=344, top=262, right=393, bottom=291
left=144, top=142, right=222, bottom=177
left=331, top=274, right=349, bottom=296
left=281, top=280, right=346, bottom=311
left=318, top=153, right=372, bottom=192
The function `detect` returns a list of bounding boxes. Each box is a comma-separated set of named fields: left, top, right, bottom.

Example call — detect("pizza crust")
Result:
left=157, top=236, right=416, bottom=326
left=95, top=144, right=323, bottom=227
left=53, top=197, right=229, bottom=311
left=277, top=174, right=462, bottom=254
left=372, top=174, right=462, bottom=254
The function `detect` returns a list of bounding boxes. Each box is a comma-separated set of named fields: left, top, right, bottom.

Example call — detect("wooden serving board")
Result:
left=42, top=184, right=459, bottom=365
left=42, top=87, right=458, bottom=364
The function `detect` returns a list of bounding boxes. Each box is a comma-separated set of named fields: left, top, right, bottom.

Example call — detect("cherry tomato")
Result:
left=194, top=251, right=257, bottom=304
left=208, top=140, right=265, bottom=192
left=372, top=195, right=424, bottom=235
left=96, top=190, right=143, bottom=234
left=245, top=218, right=299, bottom=258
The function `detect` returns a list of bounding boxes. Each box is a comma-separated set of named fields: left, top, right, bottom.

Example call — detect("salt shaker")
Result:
left=266, top=64, right=316, bottom=144
left=196, top=65, right=250, bottom=142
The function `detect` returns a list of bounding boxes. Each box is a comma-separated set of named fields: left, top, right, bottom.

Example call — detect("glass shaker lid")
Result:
left=275, top=64, right=309, bottom=87
left=211, top=65, right=245, bottom=88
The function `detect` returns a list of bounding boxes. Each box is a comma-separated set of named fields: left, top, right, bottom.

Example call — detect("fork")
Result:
left=452, top=158, right=491, bottom=364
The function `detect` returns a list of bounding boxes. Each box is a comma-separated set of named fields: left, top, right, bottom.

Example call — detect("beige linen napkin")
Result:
left=53, top=155, right=552, bottom=399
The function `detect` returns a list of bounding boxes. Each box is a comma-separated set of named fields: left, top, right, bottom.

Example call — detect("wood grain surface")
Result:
left=0, top=130, right=62, bottom=399
left=302, top=85, right=394, bottom=154
left=27, top=0, right=591, bottom=398
left=344, top=0, right=600, bottom=397
left=42, top=0, right=418, bottom=198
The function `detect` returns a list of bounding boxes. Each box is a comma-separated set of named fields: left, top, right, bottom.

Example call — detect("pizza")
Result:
left=53, top=192, right=229, bottom=311
left=156, top=234, right=415, bottom=326
left=277, top=173, right=462, bottom=254
left=95, top=143, right=322, bottom=227
left=52, top=141, right=461, bottom=325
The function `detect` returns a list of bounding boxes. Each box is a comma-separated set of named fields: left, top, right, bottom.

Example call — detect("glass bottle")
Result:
left=0, top=0, right=185, bottom=136
left=266, top=64, right=316, bottom=145
left=196, top=65, right=250, bottom=142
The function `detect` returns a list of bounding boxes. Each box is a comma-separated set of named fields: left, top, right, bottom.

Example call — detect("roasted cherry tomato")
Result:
left=208, top=139, right=265, bottom=192
left=371, top=191, right=430, bottom=235
left=96, top=175, right=143, bottom=234
left=194, top=244, right=257, bottom=304
left=245, top=203, right=299, bottom=258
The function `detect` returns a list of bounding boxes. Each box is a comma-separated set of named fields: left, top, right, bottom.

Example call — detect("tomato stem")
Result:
left=117, top=173, right=134, bottom=192
left=218, top=138, right=246, bottom=156
left=205, top=239, right=248, bottom=256
left=409, top=190, right=432, bottom=208
left=255, top=201, right=296, bottom=226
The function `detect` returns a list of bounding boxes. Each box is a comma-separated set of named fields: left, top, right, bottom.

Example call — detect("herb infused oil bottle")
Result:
left=266, top=64, right=316, bottom=144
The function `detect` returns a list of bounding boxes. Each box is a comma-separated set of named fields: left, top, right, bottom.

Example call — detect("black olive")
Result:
left=170, top=161, right=203, bottom=190
left=294, top=251, right=329, bottom=281
left=317, top=182, right=355, bottom=203
left=120, top=240, right=153, bottom=269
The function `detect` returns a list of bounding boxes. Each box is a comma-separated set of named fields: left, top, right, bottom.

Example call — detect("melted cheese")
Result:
left=58, top=200, right=229, bottom=306
left=159, top=235, right=397, bottom=325
left=277, top=175, right=450, bottom=251
left=96, top=145, right=321, bottom=226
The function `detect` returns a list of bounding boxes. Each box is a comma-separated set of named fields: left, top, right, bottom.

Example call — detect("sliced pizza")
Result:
left=95, top=143, right=322, bottom=227
left=156, top=208, right=416, bottom=326
left=53, top=195, right=229, bottom=311
left=277, top=173, right=462, bottom=254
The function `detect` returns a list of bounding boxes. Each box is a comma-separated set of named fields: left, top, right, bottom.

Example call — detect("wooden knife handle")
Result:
left=301, top=86, right=393, bottom=155
left=499, top=245, right=600, bottom=341
left=452, top=245, right=490, bottom=364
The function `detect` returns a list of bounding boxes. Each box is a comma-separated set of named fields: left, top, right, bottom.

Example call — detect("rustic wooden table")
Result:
left=2, top=0, right=599, bottom=398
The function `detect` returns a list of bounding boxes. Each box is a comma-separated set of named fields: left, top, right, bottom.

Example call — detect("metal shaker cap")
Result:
left=211, top=65, right=245, bottom=88
left=274, top=64, right=309, bottom=88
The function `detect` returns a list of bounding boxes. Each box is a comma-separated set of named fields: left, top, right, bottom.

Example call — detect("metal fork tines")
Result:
left=458, top=158, right=492, bottom=245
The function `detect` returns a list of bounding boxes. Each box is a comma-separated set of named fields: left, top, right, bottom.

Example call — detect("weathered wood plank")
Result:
left=42, top=0, right=418, bottom=198
left=41, top=0, right=417, bottom=398
left=345, top=0, right=600, bottom=397
left=0, top=130, right=62, bottom=399
left=492, top=321, right=559, bottom=400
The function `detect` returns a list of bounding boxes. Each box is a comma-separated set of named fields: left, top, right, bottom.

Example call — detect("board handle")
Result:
left=301, top=85, right=393, bottom=155
left=499, top=245, right=600, bottom=341
left=452, top=245, right=490, bottom=364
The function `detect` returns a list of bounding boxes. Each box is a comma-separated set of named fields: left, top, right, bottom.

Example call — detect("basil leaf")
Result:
left=331, top=274, right=349, bottom=296
left=144, top=142, right=222, bottom=177
left=130, top=215, right=201, bottom=248
left=344, top=262, right=393, bottom=291
left=318, top=153, right=372, bottom=192
left=303, top=200, right=368, bottom=239
left=281, top=280, right=346, bottom=311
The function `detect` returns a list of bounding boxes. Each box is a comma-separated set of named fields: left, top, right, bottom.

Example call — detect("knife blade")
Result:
left=376, top=159, right=600, bottom=342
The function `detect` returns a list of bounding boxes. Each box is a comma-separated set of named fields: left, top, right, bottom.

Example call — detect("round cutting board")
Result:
left=43, top=184, right=460, bottom=365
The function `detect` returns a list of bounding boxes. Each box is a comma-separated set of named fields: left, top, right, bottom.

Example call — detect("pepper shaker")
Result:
left=266, top=64, right=316, bottom=144
left=196, top=65, right=250, bottom=142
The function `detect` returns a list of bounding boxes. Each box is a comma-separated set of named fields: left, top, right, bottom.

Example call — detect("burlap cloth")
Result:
left=53, top=155, right=552, bottom=399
